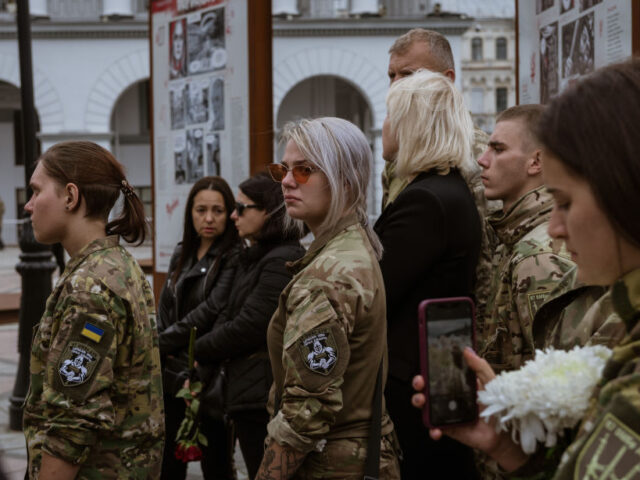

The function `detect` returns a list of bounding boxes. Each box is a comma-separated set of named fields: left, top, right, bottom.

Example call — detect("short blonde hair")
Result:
left=281, top=117, right=382, bottom=259
left=386, top=69, right=474, bottom=179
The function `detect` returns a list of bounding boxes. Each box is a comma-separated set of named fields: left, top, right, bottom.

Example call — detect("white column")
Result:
left=272, top=0, right=299, bottom=16
left=29, top=0, right=48, bottom=17
left=370, top=128, right=384, bottom=218
left=351, top=0, right=378, bottom=15
left=102, top=0, right=133, bottom=17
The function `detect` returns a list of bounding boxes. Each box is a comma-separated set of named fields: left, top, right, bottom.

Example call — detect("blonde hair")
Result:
left=281, top=117, right=382, bottom=259
left=386, top=69, right=475, bottom=180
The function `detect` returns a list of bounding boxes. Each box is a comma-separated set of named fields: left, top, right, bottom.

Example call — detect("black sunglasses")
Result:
left=235, top=201, right=262, bottom=216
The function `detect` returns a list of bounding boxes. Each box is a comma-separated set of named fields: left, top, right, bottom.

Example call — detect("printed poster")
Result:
left=151, top=0, right=249, bottom=272
left=517, top=0, right=633, bottom=104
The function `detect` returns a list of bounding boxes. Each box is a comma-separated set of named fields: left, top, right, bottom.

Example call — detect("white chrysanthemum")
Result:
left=478, top=346, right=612, bottom=454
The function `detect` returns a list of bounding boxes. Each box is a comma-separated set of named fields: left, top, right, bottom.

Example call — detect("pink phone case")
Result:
left=418, top=296, right=478, bottom=429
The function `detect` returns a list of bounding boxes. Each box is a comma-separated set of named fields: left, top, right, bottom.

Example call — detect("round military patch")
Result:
left=298, top=328, right=338, bottom=376
left=57, top=341, right=100, bottom=387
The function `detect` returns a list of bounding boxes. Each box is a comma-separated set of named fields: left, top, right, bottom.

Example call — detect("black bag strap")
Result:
left=363, top=360, right=383, bottom=480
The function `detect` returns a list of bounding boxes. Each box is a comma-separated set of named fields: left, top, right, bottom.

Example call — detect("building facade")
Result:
left=0, top=0, right=515, bottom=245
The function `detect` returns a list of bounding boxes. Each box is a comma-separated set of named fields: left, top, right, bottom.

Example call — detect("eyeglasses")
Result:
left=234, top=201, right=261, bottom=216
left=267, top=163, right=318, bottom=184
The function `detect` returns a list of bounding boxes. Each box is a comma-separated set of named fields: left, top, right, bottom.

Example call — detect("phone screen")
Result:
left=425, top=301, right=477, bottom=426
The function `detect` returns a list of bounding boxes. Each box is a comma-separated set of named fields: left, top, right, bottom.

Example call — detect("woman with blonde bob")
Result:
left=259, top=117, right=400, bottom=479
left=374, top=69, right=482, bottom=478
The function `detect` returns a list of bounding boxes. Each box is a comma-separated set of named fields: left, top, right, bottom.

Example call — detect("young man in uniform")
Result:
left=477, top=104, right=575, bottom=373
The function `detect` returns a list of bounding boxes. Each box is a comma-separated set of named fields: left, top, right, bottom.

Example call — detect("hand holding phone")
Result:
left=418, top=297, right=478, bottom=428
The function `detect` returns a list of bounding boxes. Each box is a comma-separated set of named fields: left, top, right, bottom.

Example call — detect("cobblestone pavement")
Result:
left=0, top=245, right=248, bottom=480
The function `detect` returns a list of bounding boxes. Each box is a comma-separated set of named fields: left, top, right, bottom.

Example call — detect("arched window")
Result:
left=472, top=38, right=483, bottom=61
left=496, top=37, right=507, bottom=60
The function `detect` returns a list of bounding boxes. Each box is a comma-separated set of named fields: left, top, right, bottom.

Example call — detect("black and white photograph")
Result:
left=540, top=22, right=559, bottom=104
left=210, top=77, right=225, bottom=130
left=427, top=319, right=475, bottom=424
left=205, top=133, right=221, bottom=176
left=170, top=83, right=187, bottom=130
left=187, top=79, right=209, bottom=125
left=562, top=12, right=595, bottom=78
left=579, top=0, right=602, bottom=12
left=536, top=0, right=554, bottom=14
left=187, top=7, right=226, bottom=75
left=174, top=132, right=187, bottom=184
left=560, top=0, right=574, bottom=14
left=186, top=128, right=205, bottom=183
left=169, top=18, right=187, bottom=79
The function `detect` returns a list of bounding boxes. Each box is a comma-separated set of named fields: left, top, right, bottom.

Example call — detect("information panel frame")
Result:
left=149, top=0, right=272, bottom=298
left=516, top=0, right=639, bottom=104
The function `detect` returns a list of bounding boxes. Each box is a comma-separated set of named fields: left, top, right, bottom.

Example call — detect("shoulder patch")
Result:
left=57, top=342, right=100, bottom=387
left=527, top=289, right=551, bottom=319
left=298, top=328, right=338, bottom=376
left=576, top=412, right=640, bottom=479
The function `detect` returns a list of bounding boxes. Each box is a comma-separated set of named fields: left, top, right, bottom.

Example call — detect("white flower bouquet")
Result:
left=478, top=346, right=612, bottom=454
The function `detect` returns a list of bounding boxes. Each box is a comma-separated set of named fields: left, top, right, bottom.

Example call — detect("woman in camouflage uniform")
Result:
left=259, top=117, right=400, bottom=479
left=22, top=141, right=164, bottom=479
left=413, top=59, right=640, bottom=480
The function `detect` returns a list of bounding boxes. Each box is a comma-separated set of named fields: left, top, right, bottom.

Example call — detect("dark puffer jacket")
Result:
left=194, top=239, right=305, bottom=413
left=158, top=241, right=240, bottom=393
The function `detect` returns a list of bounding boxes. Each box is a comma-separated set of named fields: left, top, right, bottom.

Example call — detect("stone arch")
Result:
left=84, top=48, right=149, bottom=133
left=0, top=51, right=64, bottom=133
left=273, top=47, right=387, bottom=128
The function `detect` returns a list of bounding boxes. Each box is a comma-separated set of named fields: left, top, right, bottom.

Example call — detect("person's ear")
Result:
left=527, top=150, right=542, bottom=176
left=443, top=69, right=455, bottom=82
left=65, top=183, right=80, bottom=211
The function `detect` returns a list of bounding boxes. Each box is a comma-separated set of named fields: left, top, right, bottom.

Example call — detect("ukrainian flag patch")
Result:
left=80, top=322, right=104, bottom=343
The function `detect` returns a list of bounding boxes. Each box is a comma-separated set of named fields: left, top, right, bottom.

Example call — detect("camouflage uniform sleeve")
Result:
left=40, top=288, right=123, bottom=464
left=510, top=253, right=573, bottom=368
left=267, top=280, right=352, bottom=454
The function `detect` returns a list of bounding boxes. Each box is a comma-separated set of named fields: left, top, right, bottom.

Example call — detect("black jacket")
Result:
left=158, top=241, right=240, bottom=393
left=374, top=169, right=481, bottom=383
left=194, top=240, right=305, bottom=413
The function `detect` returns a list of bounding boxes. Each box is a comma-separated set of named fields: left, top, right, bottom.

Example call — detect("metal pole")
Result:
left=10, top=0, right=55, bottom=431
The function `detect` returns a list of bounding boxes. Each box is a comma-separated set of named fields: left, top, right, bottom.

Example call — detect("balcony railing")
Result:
left=0, top=0, right=149, bottom=19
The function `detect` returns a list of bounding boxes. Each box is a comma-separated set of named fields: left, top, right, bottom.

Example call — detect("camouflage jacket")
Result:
left=479, top=187, right=574, bottom=372
left=533, top=266, right=627, bottom=351
left=266, top=215, right=394, bottom=456
left=502, top=268, right=628, bottom=480
left=23, top=236, right=165, bottom=479
left=553, top=268, right=640, bottom=479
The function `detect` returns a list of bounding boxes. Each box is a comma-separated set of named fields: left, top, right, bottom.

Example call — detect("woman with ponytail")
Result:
left=257, top=117, right=400, bottom=479
left=22, top=141, right=164, bottom=479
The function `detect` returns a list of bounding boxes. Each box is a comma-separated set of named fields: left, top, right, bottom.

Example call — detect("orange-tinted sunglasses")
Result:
left=267, top=163, right=318, bottom=184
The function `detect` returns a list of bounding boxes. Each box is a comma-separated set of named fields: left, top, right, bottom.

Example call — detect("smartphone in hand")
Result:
left=418, top=297, right=478, bottom=428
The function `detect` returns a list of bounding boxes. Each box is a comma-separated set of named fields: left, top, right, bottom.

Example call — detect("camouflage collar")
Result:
left=59, top=235, right=120, bottom=284
left=611, top=268, right=640, bottom=336
left=488, top=186, right=553, bottom=246
left=288, top=214, right=359, bottom=273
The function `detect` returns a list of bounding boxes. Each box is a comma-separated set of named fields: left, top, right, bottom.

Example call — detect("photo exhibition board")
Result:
left=151, top=0, right=249, bottom=272
left=517, top=0, right=633, bottom=104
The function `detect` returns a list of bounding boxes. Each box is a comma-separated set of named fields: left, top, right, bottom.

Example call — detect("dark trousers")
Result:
left=385, top=376, right=479, bottom=480
left=161, top=394, right=235, bottom=480
left=231, top=409, right=269, bottom=480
